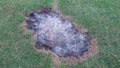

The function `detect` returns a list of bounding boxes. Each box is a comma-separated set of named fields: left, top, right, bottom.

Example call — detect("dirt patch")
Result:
left=53, top=0, right=59, bottom=11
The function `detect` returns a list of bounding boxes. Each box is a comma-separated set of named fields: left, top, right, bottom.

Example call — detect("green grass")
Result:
left=0, top=0, right=120, bottom=68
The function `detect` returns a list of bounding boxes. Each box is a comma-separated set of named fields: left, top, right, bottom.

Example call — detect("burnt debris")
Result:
left=25, top=7, right=91, bottom=58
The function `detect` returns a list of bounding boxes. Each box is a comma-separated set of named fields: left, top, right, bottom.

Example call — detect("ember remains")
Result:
left=25, top=7, right=91, bottom=58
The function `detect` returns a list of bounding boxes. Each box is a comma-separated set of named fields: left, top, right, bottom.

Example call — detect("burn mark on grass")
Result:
left=24, top=6, right=98, bottom=65
left=25, top=7, right=91, bottom=57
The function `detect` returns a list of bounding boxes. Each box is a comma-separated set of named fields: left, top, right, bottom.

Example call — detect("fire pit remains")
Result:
left=25, top=7, right=91, bottom=58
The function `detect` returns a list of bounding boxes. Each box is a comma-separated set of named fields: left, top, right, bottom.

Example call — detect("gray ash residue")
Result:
left=26, top=7, right=91, bottom=58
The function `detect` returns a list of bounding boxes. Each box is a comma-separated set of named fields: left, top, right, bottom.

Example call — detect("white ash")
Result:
left=26, top=10, right=91, bottom=57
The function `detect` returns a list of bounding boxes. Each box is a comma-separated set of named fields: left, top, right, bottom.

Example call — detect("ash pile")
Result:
left=26, top=7, right=91, bottom=58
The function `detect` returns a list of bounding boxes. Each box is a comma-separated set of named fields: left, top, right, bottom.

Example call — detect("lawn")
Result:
left=0, top=0, right=120, bottom=68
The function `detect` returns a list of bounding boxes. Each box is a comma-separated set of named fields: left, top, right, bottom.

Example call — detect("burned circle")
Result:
left=25, top=7, right=92, bottom=58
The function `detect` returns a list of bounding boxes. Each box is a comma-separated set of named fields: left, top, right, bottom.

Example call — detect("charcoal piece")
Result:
left=34, top=42, right=45, bottom=49
left=35, top=42, right=52, bottom=50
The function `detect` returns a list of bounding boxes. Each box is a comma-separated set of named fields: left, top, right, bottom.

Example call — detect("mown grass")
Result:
left=59, top=0, right=120, bottom=68
left=0, top=0, right=120, bottom=68
left=0, top=0, right=53, bottom=68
